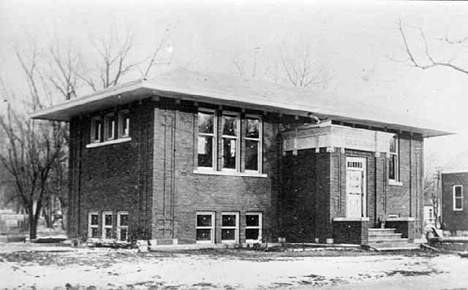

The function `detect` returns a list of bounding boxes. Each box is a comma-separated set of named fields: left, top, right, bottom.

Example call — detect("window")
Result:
left=389, top=135, right=399, bottom=181
left=454, top=185, right=463, bottom=211
left=197, top=110, right=216, bottom=169
left=90, top=117, right=102, bottom=143
left=118, top=111, right=130, bottom=138
left=102, top=212, right=113, bottom=239
left=221, top=212, right=239, bottom=243
left=117, top=212, right=129, bottom=241
left=104, top=114, right=116, bottom=141
left=222, top=113, right=240, bottom=170
left=196, top=212, right=215, bottom=243
left=245, top=213, right=262, bottom=243
left=245, top=116, right=261, bottom=172
left=88, top=212, right=99, bottom=238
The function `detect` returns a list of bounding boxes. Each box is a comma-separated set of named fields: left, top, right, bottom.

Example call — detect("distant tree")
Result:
left=232, top=47, right=271, bottom=80
left=398, top=19, right=468, bottom=75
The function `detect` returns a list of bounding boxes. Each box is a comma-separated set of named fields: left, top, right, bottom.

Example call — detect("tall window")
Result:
left=197, top=110, right=215, bottom=169
left=453, top=185, right=463, bottom=211
left=88, top=212, right=99, bottom=238
left=117, top=212, right=129, bottom=241
left=389, top=135, right=399, bottom=181
left=104, top=114, right=116, bottom=141
left=221, top=212, right=239, bottom=243
left=245, top=116, right=261, bottom=172
left=222, top=113, right=240, bottom=170
left=245, top=213, right=262, bottom=243
left=102, top=211, right=113, bottom=239
left=118, top=111, right=130, bottom=138
left=196, top=212, right=215, bottom=243
left=90, top=117, right=102, bottom=143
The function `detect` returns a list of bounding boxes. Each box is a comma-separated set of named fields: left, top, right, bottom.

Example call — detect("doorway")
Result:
left=346, top=157, right=367, bottom=218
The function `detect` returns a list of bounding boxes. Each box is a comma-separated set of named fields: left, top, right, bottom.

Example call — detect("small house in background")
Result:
left=31, top=68, right=451, bottom=250
left=441, top=150, right=468, bottom=236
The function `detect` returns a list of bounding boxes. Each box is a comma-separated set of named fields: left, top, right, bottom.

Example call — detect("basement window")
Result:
left=245, top=213, right=262, bottom=243
left=453, top=185, right=463, bottom=211
left=117, top=212, right=129, bottom=241
left=102, top=211, right=113, bottom=239
left=196, top=212, right=215, bottom=243
left=88, top=212, right=99, bottom=238
left=221, top=212, right=239, bottom=243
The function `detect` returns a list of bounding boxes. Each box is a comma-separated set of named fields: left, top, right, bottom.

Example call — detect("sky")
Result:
left=1, top=0, right=468, bottom=170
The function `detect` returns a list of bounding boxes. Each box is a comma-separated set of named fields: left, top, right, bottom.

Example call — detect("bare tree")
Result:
left=232, top=47, right=270, bottom=80
left=398, top=19, right=468, bottom=75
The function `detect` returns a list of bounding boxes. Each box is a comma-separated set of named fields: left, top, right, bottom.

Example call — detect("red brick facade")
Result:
left=441, top=172, right=468, bottom=233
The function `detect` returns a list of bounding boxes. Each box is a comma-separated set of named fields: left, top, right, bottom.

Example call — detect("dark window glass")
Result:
left=222, top=229, right=235, bottom=240
left=389, top=136, right=397, bottom=153
left=222, top=115, right=237, bottom=136
left=120, top=229, right=127, bottom=241
left=104, top=214, right=112, bottom=226
left=105, top=228, right=112, bottom=239
left=223, top=139, right=236, bottom=169
left=198, top=112, right=214, bottom=134
left=197, top=215, right=212, bottom=227
left=246, top=229, right=259, bottom=240
left=196, top=229, right=212, bottom=241
left=90, top=214, right=98, bottom=225
left=198, top=136, right=213, bottom=167
left=246, top=215, right=259, bottom=227
left=91, top=228, right=99, bottom=238
left=455, top=186, right=462, bottom=197
left=246, top=118, right=259, bottom=138
left=245, top=140, right=259, bottom=171
left=93, top=120, right=101, bottom=141
left=120, top=214, right=128, bottom=226
left=222, top=215, right=236, bottom=227
left=456, top=198, right=463, bottom=210
left=389, top=155, right=396, bottom=180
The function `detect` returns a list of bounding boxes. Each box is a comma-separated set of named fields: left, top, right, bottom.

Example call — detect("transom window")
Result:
left=389, top=135, right=399, bottom=182
left=221, top=212, right=239, bottom=243
left=88, top=212, right=99, bottom=238
left=102, top=211, right=113, bottom=239
left=245, top=213, right=262, bottom=243
left=196, top=212, right=215, bottom=243
left=453, top=185, right=463, bottom=211
left=117, top=212, right=129, bottom=241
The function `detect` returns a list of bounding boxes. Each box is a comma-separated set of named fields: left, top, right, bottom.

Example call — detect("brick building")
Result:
left=31, top=68, right=450, bottom=247
left=441, top=150, right=468, bottom=236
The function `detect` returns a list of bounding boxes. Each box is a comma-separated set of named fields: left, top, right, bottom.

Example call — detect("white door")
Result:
left=346, top=157, right=366, bottom=218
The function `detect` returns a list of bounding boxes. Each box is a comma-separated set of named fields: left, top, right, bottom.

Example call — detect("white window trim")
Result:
left=221, top=212, right=239, bottom=244
left=221, top=111, right=241, bottom=172
left=104, top=114, right=116, bottom=141
left=118, top=110, right=130, bottom=138
left=197, top=108, right=217, bottom=171
left=453, top=185, right=463, bottom=211
left=196, top=211, right=215, bottom=244
left=389, top=135, right=400, bottom=182
left=245, top=114, right=262, bottom=174
left=245, top=212, right=262, bottom=243
left=102, top=211, right=113, bottom=239
left=117, top=211, right=129, bottom=241
left=90, top=117, right=101, bottom=144
left=88, top=212, right=99, bottom=238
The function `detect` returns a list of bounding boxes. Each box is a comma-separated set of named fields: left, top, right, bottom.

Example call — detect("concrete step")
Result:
left=368, top=228, right=397, bottom=233
left=369, top=243, right=421, bottom=251
left=369, top=238, right=409, bottom=244
left=368, top=233, right=403, bottom=240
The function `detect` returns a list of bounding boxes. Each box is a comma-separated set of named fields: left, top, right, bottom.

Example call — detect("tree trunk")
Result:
left=29, top=213, right=37, bottom=240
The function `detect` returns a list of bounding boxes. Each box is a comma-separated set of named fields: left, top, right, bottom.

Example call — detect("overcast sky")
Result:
left=1, top=0, right=468, bottom=169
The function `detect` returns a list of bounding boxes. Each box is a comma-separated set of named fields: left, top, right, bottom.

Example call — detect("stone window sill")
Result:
left=193, top=169, right=267, bottom=178
left=388, top=180, right=403, bottom=186
left=86, top=137, right=132, bottom=148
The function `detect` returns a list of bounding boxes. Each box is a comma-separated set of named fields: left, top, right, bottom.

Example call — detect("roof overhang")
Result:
left=31, top=79, right=454, bottom=138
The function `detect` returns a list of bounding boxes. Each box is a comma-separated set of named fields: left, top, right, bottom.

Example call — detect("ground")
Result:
left=0, top=243, right=468, bottom=290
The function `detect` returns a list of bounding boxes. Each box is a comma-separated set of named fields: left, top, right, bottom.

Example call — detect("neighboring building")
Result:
left=441, top=150, right=468, bottom=236
left=31, top=68, right=451, bottom=247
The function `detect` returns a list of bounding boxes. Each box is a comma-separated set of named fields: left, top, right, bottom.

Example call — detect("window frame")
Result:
left=453, top=185, right=464, bottom=211
left=388, top=134, right=400, bottom=182
left=244, top=114, right=262, bottom=173
left=221, top=111, right=241, bottom=172
left=245, top=212, right=262, bottom=243
left=88, top=212, right=99, bottom=238
left=117, top=211, right=129, bottom=241
left=90, top=117, right=102, bottom=144
left=102, top=211, right=113, bottom=239
left=197, top=108, right=217, bottom=171
left=104, top=113, right=116, bottom=141
left=196, top=211, right=215, bottom=244
left=118, top=110, right=130, bottom=138
left=221, top=212, right=239, bottom=244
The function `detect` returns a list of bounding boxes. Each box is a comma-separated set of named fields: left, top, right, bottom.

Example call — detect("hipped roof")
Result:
left=31, top=68, right=452, bottom=138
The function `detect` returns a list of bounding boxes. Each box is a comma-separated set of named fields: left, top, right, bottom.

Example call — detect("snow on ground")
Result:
left=0, top=243, right=467, bottom=289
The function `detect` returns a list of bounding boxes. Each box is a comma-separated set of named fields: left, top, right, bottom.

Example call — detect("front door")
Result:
left=346, top=157, right=366, bottom=218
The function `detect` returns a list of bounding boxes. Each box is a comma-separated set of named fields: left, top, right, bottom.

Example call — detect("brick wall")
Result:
left=441, top=172, right=468, bottom=232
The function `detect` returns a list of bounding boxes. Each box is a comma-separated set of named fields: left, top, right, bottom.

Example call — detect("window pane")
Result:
left=93, top=120, right=101, bottom=141
left=197, top=215, right=212, bottom=227
left=455, top=186, right=462, bottom=197
left=246, top=118, right=259, bottom=138
left=198, top=112, right=214, bottom=134
left=91, top=214, right=98, bottom=225
left=222, top=215, right=236, bottom=227
left=389, top=136, right=397, bottom=153
left=246, top=229, right=259, bottom=240
left=456, top=198, right=463, bottom=209
left=104, top=214, right=112, bottom=226
left=196, top=229, right=212, bottom=241
left=223, top=115, right=237, bottom=136
left=120, top=229, right=127, bottom=241
left=223, top=138, right=236, bottom=169
left=119, top=214, right=128, bottom=226
left=222, top=229, right=235, bottom=240
left=389, top=156, right=396, bottom=180
left=246, top=215, right=259, bottom=227
left=91, top=228, right=99, bottom=238
left=105, top=228, right=112, bottom=239
left=245, top=140, right=259, bottom=171
left=198, top=136, right=213, bottom=167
